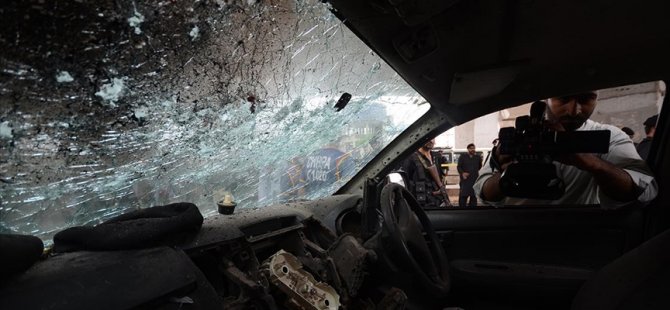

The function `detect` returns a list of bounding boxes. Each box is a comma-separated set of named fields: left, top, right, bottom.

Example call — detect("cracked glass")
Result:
left=0, top=0, right=429, bottom=241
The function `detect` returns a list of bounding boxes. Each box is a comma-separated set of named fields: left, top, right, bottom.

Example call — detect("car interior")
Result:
left=1, top=0, right=670, bottom=309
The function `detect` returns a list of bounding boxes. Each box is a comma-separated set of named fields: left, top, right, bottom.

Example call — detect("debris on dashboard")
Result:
left=217, top=194, right=237, bottom=215
left=1, top=196, right=418, bottom=308
left=262, top=249, right=340, bottom=310
left=328, top=234, right=370, bottom=296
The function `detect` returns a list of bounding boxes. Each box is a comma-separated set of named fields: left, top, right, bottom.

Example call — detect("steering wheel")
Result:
left=379, top=183, right=450, bottom=295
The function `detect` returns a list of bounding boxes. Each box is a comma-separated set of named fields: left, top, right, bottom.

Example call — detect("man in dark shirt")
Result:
left=401, top=139, right=450, bottom=208
left=636, top=114, right=657, bottom=161
left=457, top=143, right=482, bottom=207
left=621, top=127, right=635, bottom=140
left=483, top=138, right=499, bottom=167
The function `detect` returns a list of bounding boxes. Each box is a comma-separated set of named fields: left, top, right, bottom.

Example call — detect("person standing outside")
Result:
left=457, top=143, right=482, bottom=207
left=432, top=148, right=449, bottom=183
left=621, top=127, right=635, bottom=141
left=483, top=138, right=499, bottom=167
left=636, top=114, right=658, bottom=161
left=401, top=139, right=451, bottom=208
left=474, top=92, right=657, bottom=207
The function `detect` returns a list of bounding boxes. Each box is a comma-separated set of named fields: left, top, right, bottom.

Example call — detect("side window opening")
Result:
left=431, top=81, right=664, bottom=207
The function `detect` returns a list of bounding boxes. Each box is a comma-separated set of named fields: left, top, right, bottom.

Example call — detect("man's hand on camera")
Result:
left=543, top=119, right=600, bottom=171
left=481, top=146, right=515, bottom=201
left=544, top=118, right=638, bottom=202
left=554, top=153, right=599, bottom=171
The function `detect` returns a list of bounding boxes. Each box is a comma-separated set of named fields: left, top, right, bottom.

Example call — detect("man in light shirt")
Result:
left=474, top=92, right=658, bottom=208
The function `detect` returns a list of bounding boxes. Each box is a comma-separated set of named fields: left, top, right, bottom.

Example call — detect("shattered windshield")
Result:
left=0, top=0, right=429, bottom=240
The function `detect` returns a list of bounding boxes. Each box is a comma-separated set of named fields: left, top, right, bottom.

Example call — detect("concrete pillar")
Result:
left=455, top=119, right=475, bottom=149
left=473, top=112, right=500, bottom=149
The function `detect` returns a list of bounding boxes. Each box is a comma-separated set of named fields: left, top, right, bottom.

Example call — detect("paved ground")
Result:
left=447, top=185, right=482, bottom=207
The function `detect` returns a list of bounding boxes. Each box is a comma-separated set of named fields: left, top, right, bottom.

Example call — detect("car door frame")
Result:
left=423, top=81, right=669, bottom=305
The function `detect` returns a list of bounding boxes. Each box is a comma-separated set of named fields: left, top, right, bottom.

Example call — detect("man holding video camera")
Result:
left=474, top=92, right=658, bottom=207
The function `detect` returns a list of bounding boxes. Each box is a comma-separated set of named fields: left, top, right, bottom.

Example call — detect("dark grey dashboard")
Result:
left=184, top=194, right=363, bottom=251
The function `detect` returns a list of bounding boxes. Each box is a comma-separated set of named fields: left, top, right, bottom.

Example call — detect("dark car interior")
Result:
left=2, top=0, right=670, bottom=309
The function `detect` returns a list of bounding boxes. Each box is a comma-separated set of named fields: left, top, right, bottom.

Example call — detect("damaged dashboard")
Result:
left=181, top=193, right=418, bottom=309
left=1, top=194, right=412, bottom=309
left=190, top=215, right=374, bottom=309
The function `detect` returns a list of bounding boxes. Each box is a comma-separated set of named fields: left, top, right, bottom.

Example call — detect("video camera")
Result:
left=494, top=100, right=610, bottom=199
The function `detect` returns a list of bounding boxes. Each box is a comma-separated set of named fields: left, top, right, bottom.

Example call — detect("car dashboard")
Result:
left=1, top=194, right=409, bottom=310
